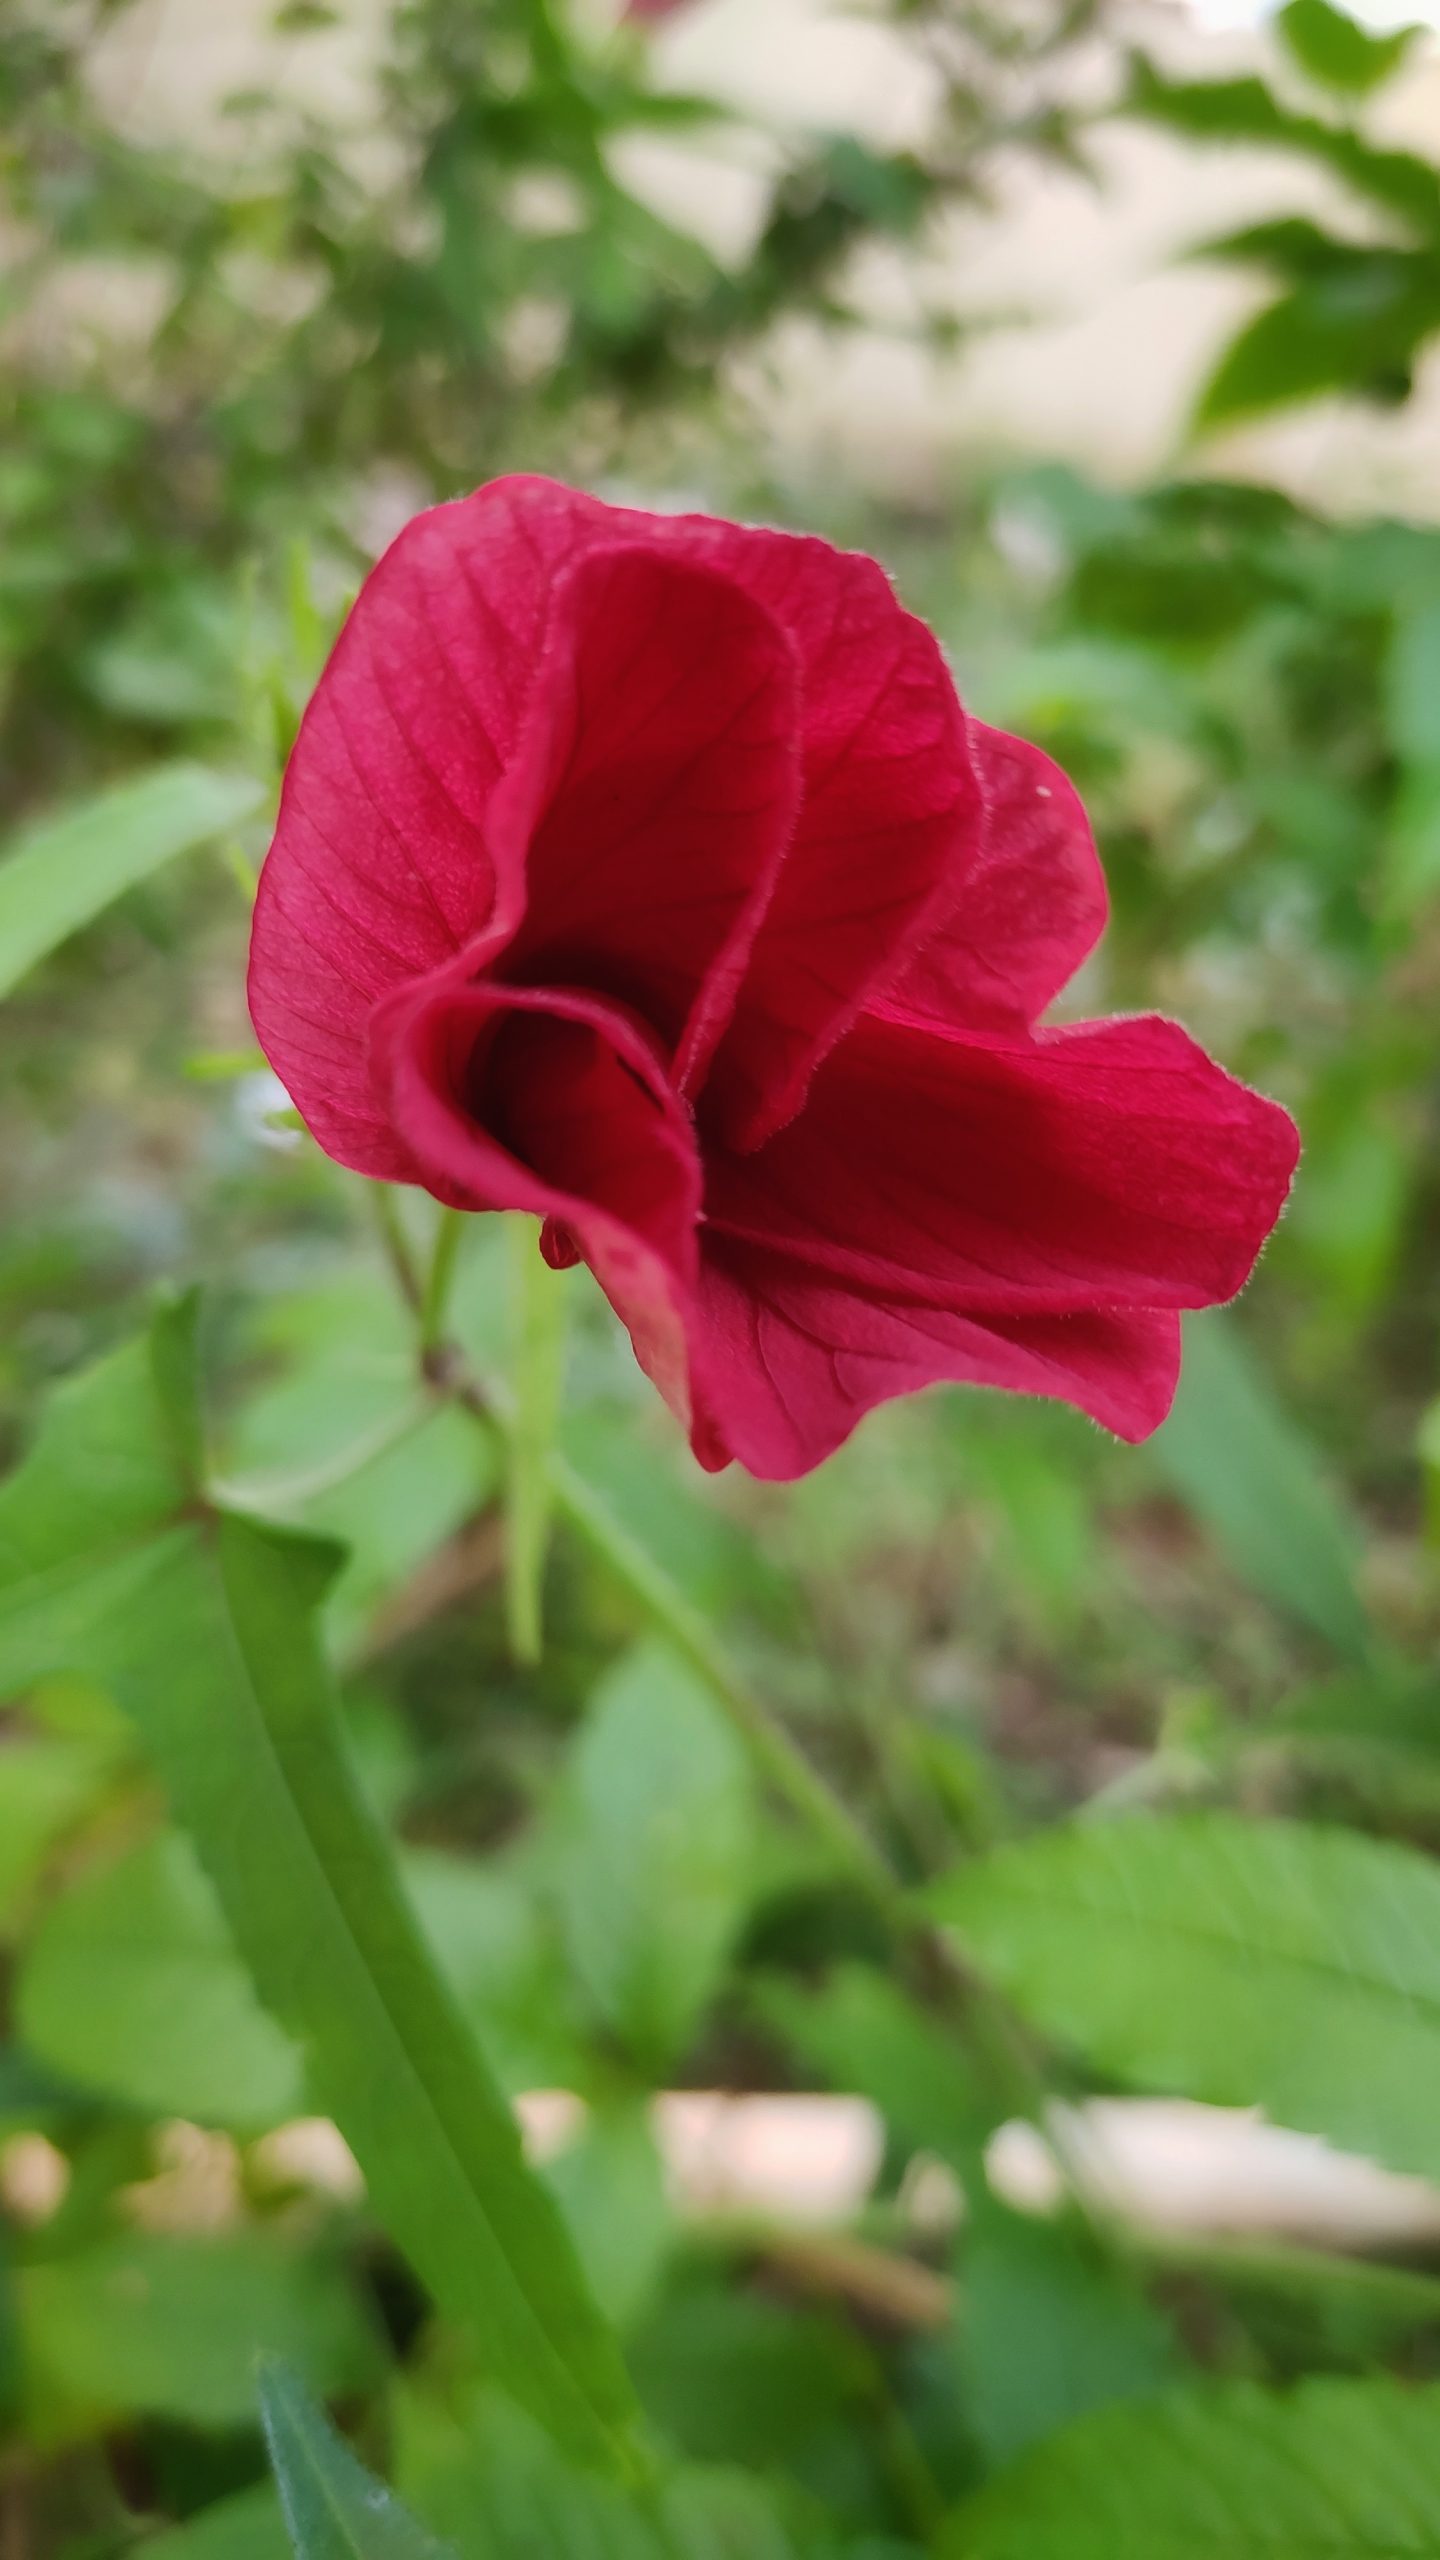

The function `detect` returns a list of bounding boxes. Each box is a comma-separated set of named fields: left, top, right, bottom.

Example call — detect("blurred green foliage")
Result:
left=1126, top=18, right=1440, bottom=425
left=4, top=1, right=1440, bottom=2557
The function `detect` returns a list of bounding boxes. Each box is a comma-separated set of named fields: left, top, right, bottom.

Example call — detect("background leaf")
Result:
left=1152, top=1314, right=1372, bottom=1656
left=0, top=766, right=264, bottom=998
left=21, top=2233, right=379, bottom=2441
left=142, top=2485, right=290, bottom=2560
left=1124, top=56, right=1440, bottom=233
left=260, top=2357, right=447, bottom=2560
left=1277, top=0, right=1423, bottom=97
left=933, top=1812, right=1440, bottom=2180
left=552, top=1640, right=754, bottom=2074
left=16, top=1828, right=305, bottom=2130
left=0, top=1732, right=122, bottom=1937
left=1194, top=266, right=1440, bottom=429
left=955, top=2203, right=1177, bottom=2469
left=944, top=2375, right=1440, bottom=2558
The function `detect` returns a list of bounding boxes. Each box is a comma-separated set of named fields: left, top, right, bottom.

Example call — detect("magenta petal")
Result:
left=372, top=969, right=702, bottom=1427
left=250, top=479, right=809, bottom=1159
left=691, top=1244, right=1182, bottom=1477
left=248, top=498, right=553, bottom=1175
left=499, top=542, right=801, bottom=1087
left=466, top=479, right=986, bottom=1145
left=247, top=473, right=1301, bottom=1483
left=709, top=1009, right=1299, bottom=1317
left=895, top=724, right=1108, bottom=1034
left=692, top=550, right=983, bottom=1148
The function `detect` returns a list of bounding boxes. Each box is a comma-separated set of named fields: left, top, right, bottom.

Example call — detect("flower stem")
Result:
left=547, top=1447, right=899, bottom=1915
left=372, top=1200, right=1101, bottom=2207
left=371, top=1183, right=424, bottom=1313
left=420, top=1206, right=465, bottom=1357
left=503, top=1218, right=568, bottom=1665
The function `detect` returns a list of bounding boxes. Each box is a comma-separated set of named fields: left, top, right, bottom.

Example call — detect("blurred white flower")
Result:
left=236, top=1067, right=302, bottom=1152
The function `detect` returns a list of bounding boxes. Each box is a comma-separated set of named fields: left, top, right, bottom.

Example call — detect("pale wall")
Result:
left=83, top=0, right=1440, bottom=517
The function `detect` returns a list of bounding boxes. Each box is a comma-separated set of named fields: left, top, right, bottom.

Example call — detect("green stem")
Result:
left=374, top=1215, right=1094, bottom=2205
left=420, top=1207, right=464, bottom=1357
left=547, top=1448, right=900, bottom=1916
left=504, top=1218, right=568, bottom=1665
left=440, top=1299, right=896, bottom=1912
left=371, top=1197, right=864, bottom=1883
left=439, top=1342, right=1059, bottom=2135
left=1132, top=2226, right=1440, bottom=2318
left=371, top=1184, right=424, bottom=1313
left=555, top=1444, right=1117, bottom=2201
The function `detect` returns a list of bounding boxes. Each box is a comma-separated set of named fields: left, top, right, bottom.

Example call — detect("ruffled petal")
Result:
left=250, top=477, right=818, bottom=1162
left=372, top=968, right=702, bottom=1427
left=251, top=473, right=987, bottom=1163
left=708, top=1009, right=1299, bottom=1317
left=675, top=535, right=983, bottom=1146
left=248, top=492, right=563, bottom=1175
left=893, top=724, right=1108, bottom=1034
left=690, top=1243, right=1181, bottom=1477
left=459, top=478, right=987, bottom=1144
left=497, top=542, right=801, bottom=1086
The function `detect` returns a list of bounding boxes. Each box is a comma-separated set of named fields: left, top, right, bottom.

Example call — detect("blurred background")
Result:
left=4, top=0, right=1440, bottom=2552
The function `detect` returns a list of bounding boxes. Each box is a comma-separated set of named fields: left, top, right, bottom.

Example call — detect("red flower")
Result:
left=248, top=476, right=1298, bottom=1479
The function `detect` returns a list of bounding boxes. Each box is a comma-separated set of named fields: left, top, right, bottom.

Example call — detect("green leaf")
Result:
left=393, top=2378, right=827, bottom=2560
left=259, top=2357, right=447, bottom=2560
left=1386, top=594, right=1440, bottom=766
left=1278, top=0, right=1422, bottom=97
left=956, top=2203, right=1177, bottom=2469
left=754, top=1963, right=985, bottom=2160
left=0, top=1306, right=642, bottom=2477
left=0, top=765, right=265, bottom=998
left=1195, top=263, right=1440, bottom=428
left=1124, top=55, right=1440, bottom=234
left=0, top=1733, right=121, bottom=1935
left=553, top=1639, right=753, bottom=2073
left=943, top=2374, right=1440, bottom=2558
left=393, top=2381, right=665, bottom=2560
left=542, top=2103, right=672, bottom=2334
left=1384, top=764, right=1440, bottom=916
left=16, top=1828, right=305, bottom=2130
left=1194, top=214, right=1371, bottom=283
left=221, top=1270, right=491, bottom=1659
left=404, top=1847, right=586, bottom=2097
left=1152, top=1314, right=1372, bottom=1657
left=627, top=2277, right=859, bottom=2478
left=1423, top=1391, right=1440, bottom=1486
left=660, top=2469, right=821, bottom=2560
left=931, top=1811, right=1440, bottom=2182
left=142, top=2484, right=290, bottom=2560
left=21, top=2232, right=378, bottom=2441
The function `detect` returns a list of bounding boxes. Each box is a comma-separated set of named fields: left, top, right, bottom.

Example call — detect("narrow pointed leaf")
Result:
left=260, top=2358, right=447, bottom=2560
left=0, top=765, right=265, bottom=997
left=0, top=1303, right=640, bottom=2476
